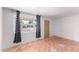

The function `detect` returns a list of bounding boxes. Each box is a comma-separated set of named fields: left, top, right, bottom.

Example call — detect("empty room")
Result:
left=0, top=7, right=79, bottom=52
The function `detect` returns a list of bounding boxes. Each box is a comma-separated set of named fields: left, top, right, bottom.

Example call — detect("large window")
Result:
left=20, top=14, right=36, bottom=32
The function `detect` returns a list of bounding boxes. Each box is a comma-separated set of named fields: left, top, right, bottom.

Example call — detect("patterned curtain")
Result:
left=13, top=11, right=21, bottom=43
left=36, top=15, right=41, bottom=38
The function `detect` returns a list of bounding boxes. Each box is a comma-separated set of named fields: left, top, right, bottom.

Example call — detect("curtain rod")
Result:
left=3, top=7, right=47, bottom=17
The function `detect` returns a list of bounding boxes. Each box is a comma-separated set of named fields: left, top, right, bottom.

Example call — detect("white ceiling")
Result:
left=9, top=7, right=79, bottom=18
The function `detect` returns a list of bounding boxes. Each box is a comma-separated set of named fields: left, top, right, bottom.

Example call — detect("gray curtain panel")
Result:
left=13, top=11, right=21, bottom=43
left=36, top=15, right=41, bottom=38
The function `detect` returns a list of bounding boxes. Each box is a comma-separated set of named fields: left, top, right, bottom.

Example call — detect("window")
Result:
left=20, top=14, right=36, bottom=32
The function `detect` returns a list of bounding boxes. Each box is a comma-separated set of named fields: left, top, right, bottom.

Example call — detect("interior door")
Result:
left=44, top=20, right=49, bottom=38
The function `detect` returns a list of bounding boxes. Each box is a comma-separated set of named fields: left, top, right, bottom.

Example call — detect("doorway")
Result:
left=44, top=20, right=49, bottom=38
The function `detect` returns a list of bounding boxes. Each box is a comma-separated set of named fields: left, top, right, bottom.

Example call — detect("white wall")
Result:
left=0, top=7, right=2, bottom=51
left=2, top=8, right=16, bottom=49
left=2, top=8, right=53, bottom=49
left=53, top=15, right=79, bottom=41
